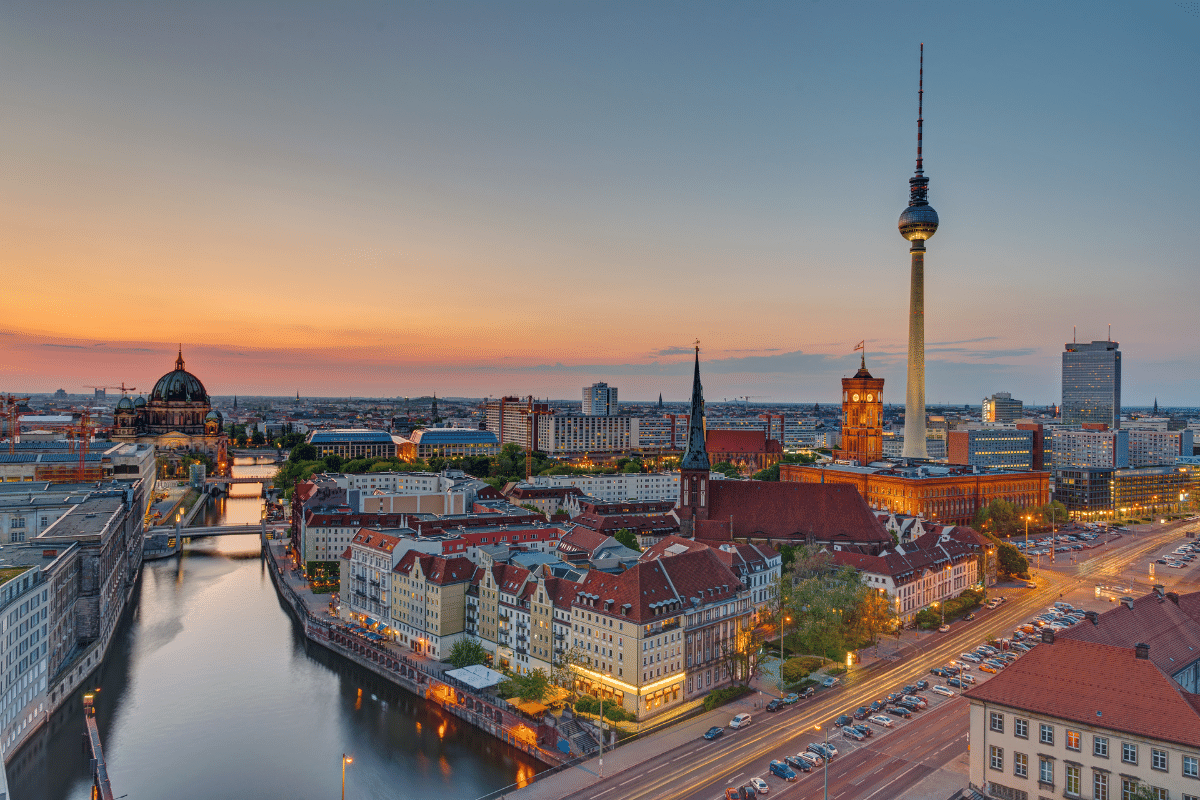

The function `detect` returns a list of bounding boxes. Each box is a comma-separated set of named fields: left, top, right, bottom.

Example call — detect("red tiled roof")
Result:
left=558, top=527, right=612, bottom=556
left=544, top=576, right=582, bottom=609
left=571, top=512, right=680, bottom=535
left=1058, top=590, right=1200, bottom=679
left=640, top=535, right=710, bottom=562
left=964, top=637, right=1200, bottom=748
left=492, top=563, right=532, bottom=595
left=351, top=530, right=401, bottom=554
left=695, top=480, right=890, bottom=547
left=574, top=549, right=742, bottom=623
left=706, top=429, right=772, bottom=454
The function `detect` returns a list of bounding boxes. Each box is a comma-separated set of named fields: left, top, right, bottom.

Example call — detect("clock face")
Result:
left=866, top=393, right=873, bottom=402
left=852, top=393, right=860, bottom=402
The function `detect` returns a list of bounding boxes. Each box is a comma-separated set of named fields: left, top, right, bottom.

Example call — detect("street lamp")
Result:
left=814, top=723, right=831, bottom=800
left=341, top=754, right=353, bottom=800
left=777, top=614, right=791, bottom=697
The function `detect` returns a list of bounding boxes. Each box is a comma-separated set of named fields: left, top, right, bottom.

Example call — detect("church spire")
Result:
left=175, top=345, right=185, bottom=372
left=680, top=342, right=709, bottom=471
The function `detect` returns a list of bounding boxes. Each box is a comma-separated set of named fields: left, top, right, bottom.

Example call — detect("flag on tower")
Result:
left=854, top=341, right=865, bottom=352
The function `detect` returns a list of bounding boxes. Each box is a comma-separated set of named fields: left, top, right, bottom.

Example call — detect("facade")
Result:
left=1053, top=469, right=1114, bottom=517
left=484, top=396, right=550, bottom=449
left=639, top=536, right=781, bottom=621
left=1054, top=466, right=1191, bottom=520
left=399, top=428, right=499, bottom=459
left=832, top=528, right=984, bottom=624
left=1128, top=429, right=1194, bottom=468
left=782, top=462, right=1050, bottom=527
left=390, top=552, right=473, bottom=658
left=568, top=548, right=749, bottom=719
left=704, top=429, right=783, bottom=474
left=526, top=472, right=679, bottom=503
left=947, top=429, right=1036, bottom=470
left=340, top=530, right=403, bottom=634
left=536, top=414, right=637, bottom=455
left=982, top=392, right=1023, bottom=424
left=111, top=349, right=229, bottom=470
left=965, top=635, right=1200, bottom=800
left=307, top=429, right=397, bottom=459
left=1062, top=340, right=1122, bottom=430
left=835, top=361, right=885, bottom=465
left=582, top=383, right=618, bottom=416
left=1052, top=428, right=1129, bottom=470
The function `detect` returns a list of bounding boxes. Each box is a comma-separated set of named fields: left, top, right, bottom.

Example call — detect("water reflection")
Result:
left=11, top=458, right=541, bottom=799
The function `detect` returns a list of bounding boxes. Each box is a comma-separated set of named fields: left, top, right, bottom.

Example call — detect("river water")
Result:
left=12, top=458, right=540, bottom=799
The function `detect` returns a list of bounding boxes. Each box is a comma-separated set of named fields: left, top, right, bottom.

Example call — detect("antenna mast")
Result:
left=916, top=43, right=924, bottom=175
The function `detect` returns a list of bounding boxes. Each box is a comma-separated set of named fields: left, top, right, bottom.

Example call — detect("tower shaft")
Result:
left=903, top=243, right=927, bottom=459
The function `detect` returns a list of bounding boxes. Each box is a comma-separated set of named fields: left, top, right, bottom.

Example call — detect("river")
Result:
left=10, top=458, right=541, bottom=799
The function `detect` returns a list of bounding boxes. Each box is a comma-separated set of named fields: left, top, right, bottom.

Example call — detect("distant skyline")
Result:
left=1, top=2, right=1197, bottom=404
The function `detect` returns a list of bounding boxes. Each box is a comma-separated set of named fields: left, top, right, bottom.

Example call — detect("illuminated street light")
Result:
left=342, top=753, right=353, bottom=800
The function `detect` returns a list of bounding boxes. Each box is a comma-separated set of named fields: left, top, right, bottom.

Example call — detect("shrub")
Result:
left=702, top=685, right=753, bottom=712
left=781, top=656, right=824, bottom=684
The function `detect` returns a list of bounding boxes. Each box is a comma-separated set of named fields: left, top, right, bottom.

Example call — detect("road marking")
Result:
left=671, top=753, right=691, bottom=762
left=729, top=772, right=745, bottom=782
left=592, top=789, right=616, bottom=798
left=619, top=776, right=639, bottom=786
left=647, top=764, right=666, bottom=772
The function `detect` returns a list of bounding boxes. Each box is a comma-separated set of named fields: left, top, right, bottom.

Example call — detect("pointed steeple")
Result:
left=658, top=393, right=663, bottom=409
left=680, top=344, right=709, bottom=471
left=1153, top=397, right=1159, bottom=415
left=175, top=345, right=185, bottom=372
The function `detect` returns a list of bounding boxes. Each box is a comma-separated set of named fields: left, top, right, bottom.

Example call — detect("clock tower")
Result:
left=835, top=354, right=885, bottom=466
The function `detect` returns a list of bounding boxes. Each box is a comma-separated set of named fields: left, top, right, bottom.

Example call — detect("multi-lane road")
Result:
left=561, top=521, right=1198, bottom=800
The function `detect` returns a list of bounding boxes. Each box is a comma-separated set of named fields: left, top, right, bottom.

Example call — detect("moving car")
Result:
left=726, top=790, right=740, bottom=800
left=730, top=713, right=752, bottom=729
left=799, top=687, right=816, bottom=700
left=938, top=625, right=950, bottom=632
left=703, top=726, right=724, bottom=740
left=738, top=785, right=757, bottom=799
left=868, top=714, right=894, bottom=727
left=822, top=676, right=841, bottom=688
left=769, top=761, right=797, bottom=782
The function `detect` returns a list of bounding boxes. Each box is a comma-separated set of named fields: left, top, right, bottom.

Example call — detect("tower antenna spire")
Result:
left=916, top=43, right=924, bottom=175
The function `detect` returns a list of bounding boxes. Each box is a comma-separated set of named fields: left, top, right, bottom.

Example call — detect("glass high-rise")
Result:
left=1062, top=340, right=1121, bottom=429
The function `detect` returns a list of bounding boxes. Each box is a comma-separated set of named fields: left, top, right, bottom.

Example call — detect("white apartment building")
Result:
left=1053, top=429, right=1130, bottom=469
left=536, top=414, right=638, bottom=455
left=528, top=472, right=679, bottom=503
left=340, top=530, right=403, bottom=634
left=1127, top=429, right=1194, bottom=468
left=582, top=383, right=619, bottom=416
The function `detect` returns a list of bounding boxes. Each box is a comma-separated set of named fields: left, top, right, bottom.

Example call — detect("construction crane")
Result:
left=2, top=395, right=31, bottom=454
left=83, top=383, right=137, bottom=396
left=740, top=395, right=768, bottom=405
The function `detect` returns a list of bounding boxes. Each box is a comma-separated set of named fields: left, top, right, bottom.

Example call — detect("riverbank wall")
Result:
left=260, top=537, right=566, bottom=770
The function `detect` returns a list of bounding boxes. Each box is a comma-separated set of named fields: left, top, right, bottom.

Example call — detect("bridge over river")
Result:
left=144, top=520, right=290, bottom=559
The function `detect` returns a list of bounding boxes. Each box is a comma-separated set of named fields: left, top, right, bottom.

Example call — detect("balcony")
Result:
left=553, top=632, right=565, bottom=640
left=516, top=647, right=528, bottom=656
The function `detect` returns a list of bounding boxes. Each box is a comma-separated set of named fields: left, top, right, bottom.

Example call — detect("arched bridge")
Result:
left=204, top=476, right=270, bottom=485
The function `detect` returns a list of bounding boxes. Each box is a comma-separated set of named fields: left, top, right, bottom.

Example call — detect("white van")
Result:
left=730, top=713, right=752, bottom=729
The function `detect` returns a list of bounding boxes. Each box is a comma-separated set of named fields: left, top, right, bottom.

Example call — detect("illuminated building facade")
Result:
left=1062, top=339, right=1122, bottom=429
left=834, top=357, right=885, bottom=465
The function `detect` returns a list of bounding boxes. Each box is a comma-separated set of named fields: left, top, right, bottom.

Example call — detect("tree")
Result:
left=973, top=498, right=1022, bottom=539
left=844, top=588, right=898, bottom=646
left=996, top=542, right=1029, bottom=578
left=290, top=442, right=317, bottom=462
left=613, top=528, right=640, bottom=551
left=552, top=645, right=587, bottom=693
left=447, top=638, right=489, bottom=669
left=719, top=616, right=764, bottom=686
left=322, top=453, right=344, bottom=472
left=250, top=429, right=266, bottom=447
left=711, top=461, right=741, bottom=477
left=518, top=669, right=550, bottom=702
left=752, top=464, right=780, bottom=481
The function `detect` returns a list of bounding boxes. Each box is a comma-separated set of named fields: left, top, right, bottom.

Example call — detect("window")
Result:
left=1065, top=764, right=1080, bottom=797
left=1095, top=737, right=1109, bottom=758
left=991, top=745, right=1004, bottom=771
left=1184, top=755, right=1199, bottom=778
left=1040, top=757, right=1054, bottom=785
left=1152, top=749, right=1168, bottom=772
left=991, top=712, right=1005, bottom=733
left=1041, top=724, right=1055, bottom=745
left=1014, top=752, right=1028, bottom=778
left=1123, top=743, right=1138, bottom=765
left=1067, top=730, right=1081, bottom=751
left=1095, top=771, right=1109, bottom=800
left=1015, top=718, right=1029, bottom=739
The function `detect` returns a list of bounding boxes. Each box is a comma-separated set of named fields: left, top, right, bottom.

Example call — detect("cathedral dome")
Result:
left=150, top=350, right=209, bottom=404
left=134, top=396, right=146, bottom=408
left=117, top=397, right=134, bottom=410
left=205, top=409, right=222, bottom=421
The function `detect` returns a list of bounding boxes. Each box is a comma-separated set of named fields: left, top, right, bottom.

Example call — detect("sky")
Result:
left=1, top=1, right=1197, bottom=404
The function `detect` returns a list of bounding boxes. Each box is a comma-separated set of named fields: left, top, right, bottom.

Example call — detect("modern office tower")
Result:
left=483, top=396, right=550, bottom=448
left=582, top=382, right=618, bottom=415
left=898, top=45, right=939, bottom=459
left=982, top=392, right=1023, bottom=423
left=1062, top=339, right=1122, bottom=429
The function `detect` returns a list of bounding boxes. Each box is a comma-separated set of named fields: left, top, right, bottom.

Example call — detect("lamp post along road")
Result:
left=341, top=753, right=353, bottom=800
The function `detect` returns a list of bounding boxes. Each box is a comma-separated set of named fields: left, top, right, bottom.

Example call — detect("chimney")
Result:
left=1041, top=628, right=1055, bottom=644
left=1121, top=596, right=1135, bottom=610
left=1154, top=584, right=1165, bottom=601
left=1085, top=610, right=1099, bottom=626
left=1135, top=643, right=1150, bottom=660
left=1166, top=591, right=1180, bottom=606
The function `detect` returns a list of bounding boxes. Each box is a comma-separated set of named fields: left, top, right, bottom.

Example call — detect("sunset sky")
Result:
left=1, top=2, right=1196, bottom=404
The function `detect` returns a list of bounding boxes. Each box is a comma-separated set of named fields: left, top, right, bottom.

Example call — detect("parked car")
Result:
left=842, top=727, right=865, bottom=741
left=869, top=700, right=885, bottom=713
left=852, top=723, right=873, bottom=738
left=980, top=664, right=998, bottom=674
left=750, top=777, right=769, bottom=795
left=704, top=726, right=725, bottom=740
left=769, top=761, right=797, bottom=782
left=931, top=685, right=954, bottom=697
left=960, top=653, right=981, bottom=663
left=822, top=676, right=841, bottom=688
left=783, top=693, right=800, bottom=705
left=853, top=706, right=870, bottom=720
left=886, top=706, right=913, bottom=718
left=938, top=625, right=950, bottom=632
left=730, top=713, right=752, bottom=729
left=948, top=677, right=967, bottom=689
left=799, top=687, right=816, bottom=700
left=958, top=673, right=977, bottom=684
left=834, top=714, right=853, bottom=727
left=929, top=667, right=949, bottom=678
left=916, top=679, right=930, bottom=690
left=895, top=700, right=922, bottom=713
left=965, top=613, right=976, bottom=621
left=868, top=714, right=894, bottom=727
left=902, top=695, right=927, bottom=709
left=785, top=754, right=813, bottom=772
left=766, top=699, right=782, bottom=712
left=726, top=789, right=740, bottom=800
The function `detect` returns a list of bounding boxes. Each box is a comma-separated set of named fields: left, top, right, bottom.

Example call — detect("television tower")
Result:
left=898, top=44, right=939, bottom=459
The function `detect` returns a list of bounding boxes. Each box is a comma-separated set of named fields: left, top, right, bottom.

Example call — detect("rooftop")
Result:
left=308, top=429, right=394, bottom=444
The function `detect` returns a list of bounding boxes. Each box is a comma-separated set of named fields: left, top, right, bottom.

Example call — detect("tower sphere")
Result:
left=898, top=204, right=939, bottom=241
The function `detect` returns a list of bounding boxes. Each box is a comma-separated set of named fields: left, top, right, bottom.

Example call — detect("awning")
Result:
left=507, top=699, right=549, bottom=716
left=364, top=617, right=380, bottom=628
left=445, top=665, right=506, bottom=691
